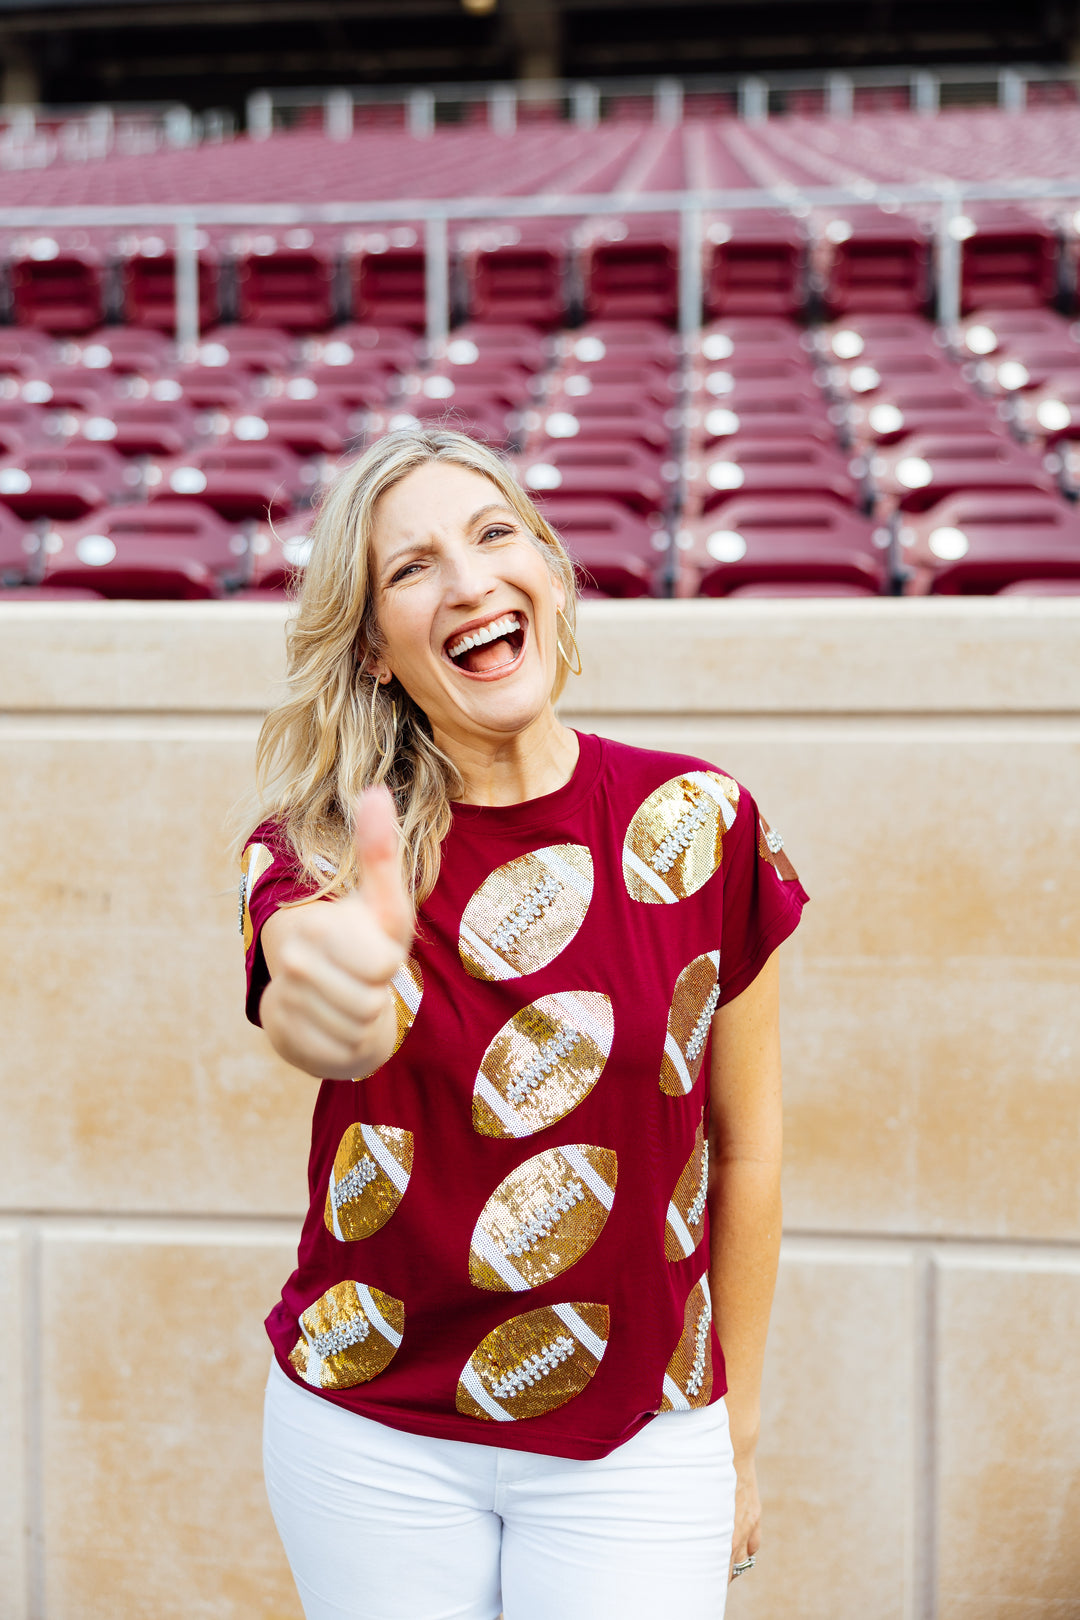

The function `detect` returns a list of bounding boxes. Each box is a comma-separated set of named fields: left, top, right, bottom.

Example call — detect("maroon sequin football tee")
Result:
left=241, top=730, right=807, bottom=1460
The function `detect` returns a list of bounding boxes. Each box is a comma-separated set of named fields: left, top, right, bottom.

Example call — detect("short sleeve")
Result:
left=717, top=786, right=808, bottom=1007
left=239, top=822, right=320, bottom=1027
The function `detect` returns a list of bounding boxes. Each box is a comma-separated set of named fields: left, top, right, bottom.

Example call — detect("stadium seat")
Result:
left=957, top=307, right=1073, bottom=357
left=897, top=490, right=1080, bottom=593
left=349, top=234, right=426, bottom=328
left=65, top=326, right=174, bottom=375
left=9, top=238, right=105, bottom=334
left=690, top=437, right=861, bottom=512
left=871, top=431, right=1058, bottom=512
left=531, top=497, right=657, bottom=596
left=302, top=324, right=420, bottom=376
left=464, top=227, right=567, bottom=327
left=234, top=231, right=338, bottom=330
left=703, top=214, right=804, bottom=319
left=844, top=382, right=1004, bottom=449
left=0, top=502, right=38, bottom=585
left=675, top=495, right=886, bottom=597
left=519, top=440, right=668, bottom=515
left=71, top=398, right=204, bottom=458
left=561, top=321, right=679, bottom=366
left=959, top=208, right=1059, bottom=313
left=437, top=323, right=550, bottom=374
left=581, top=224, right=678, bottom=324
left=226, top=396, right=353, bottom=456
left=530, top=397, right=669, bottom=453
left=118, top=239, right=220, bottom=331
left=0, top=444, right=138, bottom=519
left=997, top=578, right=1080, bottom=595
left=195, top=327, right=296, bottom=373
left=153, top=444, right=309, bottom=521
left=43, top=500, right=250, bottom=598
left=818, top=211, right=930, bottom=317
left=1011, top=375, right=1080, bottom=444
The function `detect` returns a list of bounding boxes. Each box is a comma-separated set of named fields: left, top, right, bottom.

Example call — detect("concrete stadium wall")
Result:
left=2, top=597, right=1078, bottom=1620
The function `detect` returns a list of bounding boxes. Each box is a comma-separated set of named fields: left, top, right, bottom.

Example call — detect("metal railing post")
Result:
left=425, top=214, right=450, bottom=350
left=488, top=85, right=517, bottom=137
left=826, top=72, right=853, bottom=118
left=935, top=191, right=963, bottom=335
left=247, top=91, right=273, bottom=141
left=678, top=203, right=704, bottom=344
left=324, top=90, right=354, bottom=141
left=913, top=72, right=939, bottom=115
left=408, top=89, right=435, bottom=139
left=175, top=213, right=200, bottom=360
left=571, top=83, right=599, bottom=129
left=739, top=77, right=768, bottom=122
left=998, top=69, right=1026, bottom=113
left=655, top=79, right=683, bottom=125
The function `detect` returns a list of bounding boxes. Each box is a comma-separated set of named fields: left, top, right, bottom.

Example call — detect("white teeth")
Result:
left=447, top=614, right=521, bottom=662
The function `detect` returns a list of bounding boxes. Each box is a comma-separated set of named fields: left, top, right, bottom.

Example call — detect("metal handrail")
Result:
left=3, top=178, right=1078, bottom=348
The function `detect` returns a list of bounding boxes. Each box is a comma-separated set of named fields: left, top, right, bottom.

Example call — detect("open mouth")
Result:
left=444, top=611, right=527, bottom=678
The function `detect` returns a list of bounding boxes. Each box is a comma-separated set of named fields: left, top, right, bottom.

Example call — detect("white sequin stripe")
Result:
left=327, top=1174, right=346, bottom=1242
left=537, top=846, right=593, bottom=901
left=460, top=1360, right=512, bottom=1421
left=474, top=1074, right=527, bottom=1135
left=391, top=962, right=422, bottom=1016
left=460, top=922, right=515, bottom=979
left=666, top=1200, right=696, bottom=1257
left=558, top=1145, right=615, bottom=1211
left=359, top=1124, right=410, bottom=1194
left=356, top=1282, right=402, bottom=1348
left=548, top=991, right=611, bottom=1053
left=552, top=1303, right=606, bottom=1362
left=663, top=1030, right=694, bottom=1093
left=622, top=845, right=679, bottom=903
left=663, top=1372, right=690, bottom=1411
left=690, top=771, right=739, bottom=828
left=471, top=1226, right=530, bottom=1290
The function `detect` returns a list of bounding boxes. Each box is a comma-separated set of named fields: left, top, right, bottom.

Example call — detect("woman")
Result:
left=239, top=427, right=807, bottom=1620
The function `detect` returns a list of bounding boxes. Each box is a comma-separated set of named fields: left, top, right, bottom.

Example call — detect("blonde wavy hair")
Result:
left=244, top=427, right=579, bottom=905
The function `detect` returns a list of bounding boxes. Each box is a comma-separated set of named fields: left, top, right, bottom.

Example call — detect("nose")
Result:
left=443, top=534, right=498, bottom=607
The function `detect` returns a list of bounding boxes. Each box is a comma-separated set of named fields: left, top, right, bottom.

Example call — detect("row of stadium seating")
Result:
left=3, top=307, right=1080, bottom=599
left=0, top=203, right=1075, bottom=333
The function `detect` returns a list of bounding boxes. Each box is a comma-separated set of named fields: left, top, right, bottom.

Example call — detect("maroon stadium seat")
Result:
left=581, top=225, right=678, bottom=324
left=691, top=437, right=861, bottom=512
left=703, top=214, right=804, bottom=319
left=465, top=227, right=567, bottom=328
left=0, top=444, right=137, bottom=519
left=871, top=431, right=1057, bottom=512
left=119, top=239, right=220, bottom=332
left=898, top=490, right=1080, bottom=594
left=675, top=495, right=886, bottom=597
left=350, top=236, right=426, bottom=329
left=155, top=444, right=308, bottom=521
left=0, top=501, right=38, bottom=585
left=519, top=440, right=668, bottom=516
left=959, top=208, right=1059, bottom=313
left=819, top=212, right=930, bottom=317
left=9, top=239, right=105, bottom=334
left=43, top=500, right=250, bottom=598
left=235, top=232, right=338, bottom=331
left=531, top=497, right=658, bottom=596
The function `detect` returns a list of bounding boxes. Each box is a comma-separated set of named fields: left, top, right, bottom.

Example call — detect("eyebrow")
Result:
left=379, top=503, right=517, bottom=578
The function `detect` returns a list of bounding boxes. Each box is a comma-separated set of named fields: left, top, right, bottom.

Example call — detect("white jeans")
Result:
left=264, top=1358, right=736, bottom=1620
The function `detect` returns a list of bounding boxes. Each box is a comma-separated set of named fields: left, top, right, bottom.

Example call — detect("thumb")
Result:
left=352, top=785, right=414, bottom=950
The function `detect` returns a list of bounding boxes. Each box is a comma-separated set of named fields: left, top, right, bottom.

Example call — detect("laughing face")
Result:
left=368, top=460, right=567, bottom=755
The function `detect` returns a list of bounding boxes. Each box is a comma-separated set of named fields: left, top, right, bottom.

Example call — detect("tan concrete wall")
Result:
left=2, top=597, right=1078, bottom=1620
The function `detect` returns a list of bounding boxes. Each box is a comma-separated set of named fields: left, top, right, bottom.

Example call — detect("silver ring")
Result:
left=732, top=1555, right=756, bottom=1576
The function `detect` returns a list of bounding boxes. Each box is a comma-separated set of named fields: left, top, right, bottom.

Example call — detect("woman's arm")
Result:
left=258, top=788, right=414, bottom=1081
left=707, top=947, right=784, bottom=1580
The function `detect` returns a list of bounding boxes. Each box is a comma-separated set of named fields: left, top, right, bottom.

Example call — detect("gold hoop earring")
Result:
left=368, top=677, right=399, bottom=776
left=556, top=607, right=583, bottom=677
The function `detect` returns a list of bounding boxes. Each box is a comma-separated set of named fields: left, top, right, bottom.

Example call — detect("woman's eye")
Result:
left=390, top=562, right=422, bottom=583
left=481, top=526, right=513, bottom=542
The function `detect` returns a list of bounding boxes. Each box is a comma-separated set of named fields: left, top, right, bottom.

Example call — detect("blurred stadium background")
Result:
left=1, top=4, right=1079, bottom=1618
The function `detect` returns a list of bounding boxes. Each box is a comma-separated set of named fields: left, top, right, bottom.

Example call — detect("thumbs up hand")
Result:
left=260, top=786, right=415, bottom=1081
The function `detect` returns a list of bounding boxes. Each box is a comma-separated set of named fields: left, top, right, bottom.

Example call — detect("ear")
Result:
left=363, top=654, right=394, bottom=686
left=551, top=572, right=567, bottom=619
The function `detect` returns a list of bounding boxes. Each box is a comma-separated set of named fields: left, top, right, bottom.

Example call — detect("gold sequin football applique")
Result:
left=456, top=1302, right=610, bottom=1422
left=469, top=1144, right=617, bottom=1291
left=288, top=1279, right=404, bottom=1391
left=472, top=990, right=615, bottom=1138
left=239, top=841, right=275, bottom=950
left=622, top=772, right=739, bottom=904
left=324, top=1123, right=415, bottom=1242
left=388, top=957, right=424, bottom=1056
left=758, top=814, right=800, bottom=883
left=660, top=951, right=720, bottom=1096
left=458, top=844, right=594, bottom=981
left=660, top=1274, right=714, bottom=1411
left=664, top=1114, right=709, bottom=1261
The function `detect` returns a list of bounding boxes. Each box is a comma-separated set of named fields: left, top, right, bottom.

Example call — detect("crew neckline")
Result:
left=448, top=730, right=603, bottom=835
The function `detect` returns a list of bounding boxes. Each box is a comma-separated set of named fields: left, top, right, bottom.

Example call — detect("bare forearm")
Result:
left=708, top=1155, right=782, bottom=1461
